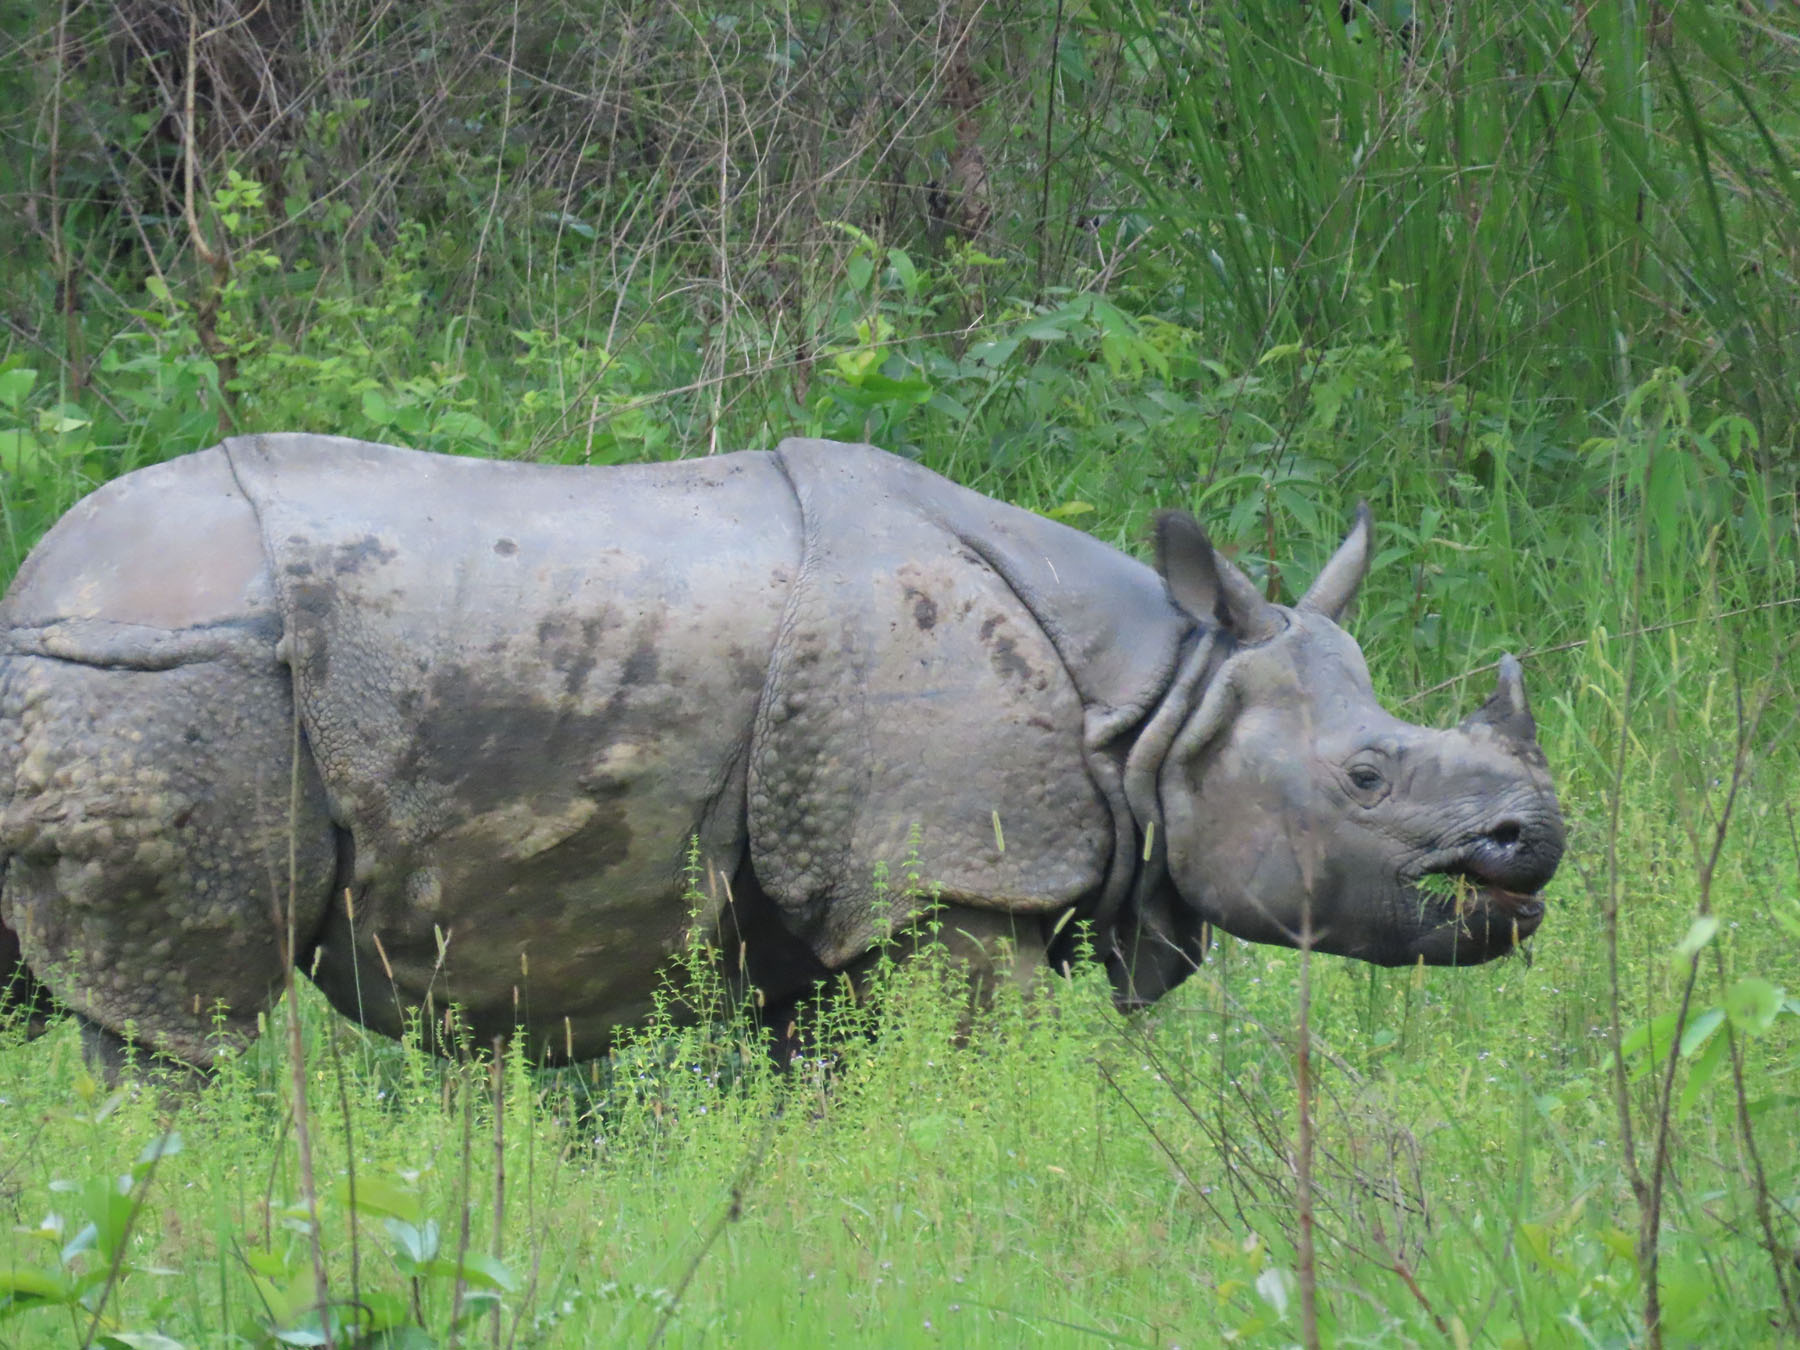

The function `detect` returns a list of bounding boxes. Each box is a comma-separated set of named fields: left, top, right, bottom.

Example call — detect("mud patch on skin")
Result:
left=332, top=535, right=399, bottom=575
left=909, top=592, right=938, bottom=631
left=538, top=614, right=611, bottom=698
left=979, top=613, right=1037, bottom=686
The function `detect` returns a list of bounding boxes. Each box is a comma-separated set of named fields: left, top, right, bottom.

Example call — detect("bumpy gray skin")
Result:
left=0, top=435, right=1564, bottom=1069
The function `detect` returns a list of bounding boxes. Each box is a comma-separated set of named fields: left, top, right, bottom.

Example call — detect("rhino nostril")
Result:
left=1487, top=820, right=1523, bottom=848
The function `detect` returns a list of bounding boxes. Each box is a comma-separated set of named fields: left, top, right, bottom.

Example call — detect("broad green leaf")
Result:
left=334, top=1175, right=423, bottom=1225
left=1670, top=914, right=1720, bottom=967
left=0, top=367, right=35, bottom=414
left=852, top=373, right=932, bottom=403
left=1620, top=1008, right=1680, bottom=1063
left=385, top=1216, right=439, bottom=1265
left=1045, top=501, right=1095, bottom=521
left=1677, top=1006, right=1724, bottom=1058
left=433, top=410, right=497, bottom=447
left=245, top=1248, right=298, bottom=1280
left=453, top=1251, right=517, bottom=1292
left=1019, top=314, right=1075, bottom=342
left=1258, top=342, right=1305, bottom=365
left=362, top=389, right=395, bottom=427
left=1679, top=1018, right=1731, bottom=1116
left=0, top=1264, right=72, bottom=1303
left=886, top=247, right=918, bottom=296
left=962, top=337, right=1020, bottom=370
left=98, top=1335, right=189, bottom=1350
left=37, top=411, right=89, bottom=436
left=1724, top=977, right=1784, bottom=1035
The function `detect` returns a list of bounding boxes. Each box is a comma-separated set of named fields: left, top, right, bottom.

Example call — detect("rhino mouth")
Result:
left=1412, top=866, right=1545, bottom=946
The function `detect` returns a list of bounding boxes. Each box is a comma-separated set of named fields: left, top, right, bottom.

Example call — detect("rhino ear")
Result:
left=1297, top=501, right=1372, bottom=621
left=1154, top=511, right=1279, bottom=642
left=1460, top=654, right=1538, bottom=743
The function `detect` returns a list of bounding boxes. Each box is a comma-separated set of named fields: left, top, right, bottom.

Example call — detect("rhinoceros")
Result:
left=0, top=436, right=1563, bottom=1070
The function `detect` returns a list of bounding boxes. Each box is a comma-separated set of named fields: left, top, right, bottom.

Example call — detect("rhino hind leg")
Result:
left=0, top=648, right=337, bottom=1072
left=1, top=912, right=58, bottom=1037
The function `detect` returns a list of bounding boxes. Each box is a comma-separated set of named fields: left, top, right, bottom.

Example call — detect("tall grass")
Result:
left=1107, top=0, right=1800, bottom=451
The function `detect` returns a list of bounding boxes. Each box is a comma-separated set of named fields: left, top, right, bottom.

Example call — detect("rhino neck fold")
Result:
left=1101, top=627, right=1226, bottom=928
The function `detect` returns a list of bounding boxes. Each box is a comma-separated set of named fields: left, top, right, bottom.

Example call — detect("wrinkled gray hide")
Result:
left=0, top=436, right=1563, bottom=1068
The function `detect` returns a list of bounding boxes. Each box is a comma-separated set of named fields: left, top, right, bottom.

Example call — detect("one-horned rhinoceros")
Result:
left=0, top=436, right=1563, bottom=1070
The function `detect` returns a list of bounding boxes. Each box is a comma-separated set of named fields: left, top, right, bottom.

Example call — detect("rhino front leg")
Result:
left=897, top=905, right=1053, bottom=1002
left=0, top=645, right=337, bottom=1077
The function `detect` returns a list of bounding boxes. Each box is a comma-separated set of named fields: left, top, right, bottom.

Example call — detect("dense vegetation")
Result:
left=2, top=0, right=1796, bottom=1344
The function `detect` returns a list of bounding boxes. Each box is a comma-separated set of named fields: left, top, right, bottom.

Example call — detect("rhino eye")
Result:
left=1347, top=765, right=1385, bottom=793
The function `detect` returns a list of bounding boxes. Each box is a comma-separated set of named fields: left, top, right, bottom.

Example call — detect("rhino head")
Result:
left=1141, top=506, right=1564, bottom=968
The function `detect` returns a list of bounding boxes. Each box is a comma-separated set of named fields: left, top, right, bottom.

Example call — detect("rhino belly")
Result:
left=222, top=437, right=802, bottom=1054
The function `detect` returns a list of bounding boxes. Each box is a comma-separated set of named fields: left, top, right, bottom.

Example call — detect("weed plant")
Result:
left=2, top=0, right=1798, bottom=1344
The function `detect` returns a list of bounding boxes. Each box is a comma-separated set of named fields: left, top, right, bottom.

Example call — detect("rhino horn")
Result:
left=1461, top=653, right=1539, bottom=743
left=1154, top=510, right=1280, bottom=643
left=1296, top=501, right=1372, bottom=620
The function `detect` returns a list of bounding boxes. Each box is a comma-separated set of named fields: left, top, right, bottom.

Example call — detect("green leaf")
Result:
left=245, top=1248, right=298, bottom=1280
left=271, top=1321, right=331, bottom=1347
left=362, top=389, right=395, bottom=427
left=886, top=248, right=919, bottom=296
left=1258, top=342, right=1305, bottom=365
left=1045, top=501, right=1095, bottom=521
left=963, top=337, right=1020, bottom=370
left=334, top=1175, right=423, bottom=1225
left=0, top=1263, right=73, bottom=1304
left=1724, top=977, right=1784, bottom=1035
left=417, top=1252, right=516, bottom=1292
left=452, top=1251, right=517, bottom=1293
left=98, top=1335, right=189, bottom=1350
left=350, top=1289, right=412, bottom=1334
left=37, top=410, right=90, bottom=436
left=1019, top=314, right=1076, bottom=342
left=385, top=1216, right=439, bottom=1265
left=433, top=410, right=498, bottom=447
left=846, top=254, right=873, bottom=292
left=1679, top=1018, right=1731, bottom=1116
left=1677, top=1006, right=1724, bottom=1058
left=133, top=1132, right=182, bottom=1181
left=1621, top=1008, right=1681, bottom=1069
left=1670, top=915, right=1720, bottom=968
left=0, top=367, right=35, bottom=414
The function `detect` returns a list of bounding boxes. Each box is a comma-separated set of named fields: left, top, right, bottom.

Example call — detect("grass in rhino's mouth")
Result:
left=1414, top=868, right=1544, bottom=919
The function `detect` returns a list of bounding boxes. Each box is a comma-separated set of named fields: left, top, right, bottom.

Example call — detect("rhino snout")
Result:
left=1459, top=809, right=1564, bottom=895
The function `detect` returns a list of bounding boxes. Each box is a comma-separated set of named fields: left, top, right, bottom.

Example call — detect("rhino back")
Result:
left=224, top=435, right=799, bottom=1047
